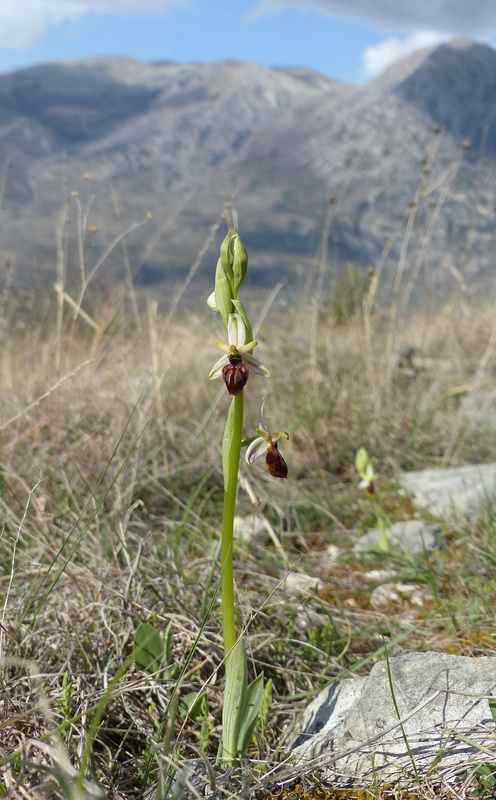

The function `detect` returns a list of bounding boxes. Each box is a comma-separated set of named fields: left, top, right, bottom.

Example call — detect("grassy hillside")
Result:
left=2, top=246, right=496, bottom=798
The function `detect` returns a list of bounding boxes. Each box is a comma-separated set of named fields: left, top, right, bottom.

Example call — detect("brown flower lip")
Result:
left=265, top=440, right=288, bottom=479
left=221, top=352, right=249, bottom=396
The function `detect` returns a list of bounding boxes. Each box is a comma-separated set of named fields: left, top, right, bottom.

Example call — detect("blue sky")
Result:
left=0, top=0, right=495, bottom=83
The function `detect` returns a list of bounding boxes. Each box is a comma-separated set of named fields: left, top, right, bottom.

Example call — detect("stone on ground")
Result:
left=291, top=651, right=496, bottom=783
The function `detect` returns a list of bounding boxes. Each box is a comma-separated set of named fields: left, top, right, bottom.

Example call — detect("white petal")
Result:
left=245, top=437, right=267, bottom=465
left=257, top=396, right=268, bottom=431
left=227, top=313, right=246, bottom=348
left=207, top=291, right=217, bottom=311
left=244, top=352, right=270, bottom=377
left=209, top=354, right=229, bottom=379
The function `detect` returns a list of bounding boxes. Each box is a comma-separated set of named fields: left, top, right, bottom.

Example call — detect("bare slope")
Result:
left=1, top=41, right=496, bottom=300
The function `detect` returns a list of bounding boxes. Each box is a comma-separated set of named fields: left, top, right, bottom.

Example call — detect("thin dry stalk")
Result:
left=147, top=297, right=169, bottom=472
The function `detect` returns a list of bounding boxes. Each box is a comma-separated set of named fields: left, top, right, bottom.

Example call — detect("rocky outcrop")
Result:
left=290, top=651, right=496, bottom=784
left=2, top=39, right=496, bottom=297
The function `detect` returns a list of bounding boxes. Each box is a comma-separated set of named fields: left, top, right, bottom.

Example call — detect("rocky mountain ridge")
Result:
left=1, top=38, right=496, bottom=304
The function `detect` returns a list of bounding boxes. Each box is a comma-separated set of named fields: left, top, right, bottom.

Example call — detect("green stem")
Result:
left=373, top=495, right=389, bottom=552
left=221, top=392, right=244, bottom=655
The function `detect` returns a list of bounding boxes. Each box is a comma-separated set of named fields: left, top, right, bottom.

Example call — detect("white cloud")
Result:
left=252, top=0, right=496, bottom=38
left=0, top=1, right=75, bottom=49
left=362, top=31, right=451, bottom=77
left=0, top=0, right=184, bottom=50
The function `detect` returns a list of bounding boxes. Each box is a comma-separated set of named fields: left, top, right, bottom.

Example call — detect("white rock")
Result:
left=354, top=519, right=441, bottom=553
left=369, top=582, right=430, bottom=609
left=363, top=569, right=398, bottom=582
left=233, top=515, right=269, bottom=544
left=291, top=652, right=496, bottom=783
left=325, top=544, right=341, bottom=564
left=400, top=463, right=496, bottom=518
left=283, top=572, right=324, bottom=597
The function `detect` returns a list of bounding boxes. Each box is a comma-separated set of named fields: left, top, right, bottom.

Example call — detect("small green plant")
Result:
left=134, top=619, right=174, bottom=678
left=471, top=763, right=496, bottom=796
left=355, top=446, right=390, bottom=552
left=53, top=670, right=74, bottom=741
left=180, top=692, right=212, bottom=752
left=461, top=698, right=496, bottom=796
left=208, top=228, right=289, bottom=765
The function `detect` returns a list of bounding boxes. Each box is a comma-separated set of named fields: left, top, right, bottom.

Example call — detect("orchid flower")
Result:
left=355, top=447, right=379, bottom=494
left=245, top=397, right=289, bottom=478
left=209, top=313, right=269, bottom=396
left=355, top=446, right=389, bottom=551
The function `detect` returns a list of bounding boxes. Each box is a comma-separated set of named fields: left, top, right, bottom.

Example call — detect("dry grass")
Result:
left=1, top=275, right=496, bottom=799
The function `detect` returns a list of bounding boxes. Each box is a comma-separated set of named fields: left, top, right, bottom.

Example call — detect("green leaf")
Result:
left=134, top=622, right=166, bottom=674
left=221, top=639, right=247, bottom=763
left=489, top=697, right=496, bottom=725
left=179, top=691, right=208, bottom=720
left=163, top=621, right=173, bottom=664
left=237, top=671, right=264, bottom=756
left=260, top=676, right=273, bottom=731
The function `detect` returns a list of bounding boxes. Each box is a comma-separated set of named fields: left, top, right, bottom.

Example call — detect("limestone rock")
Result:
left=369, top=582, right=431, bottom=609
left=291, top=651, right=496, bottom=782
left=354, top=519, right=441, bottom=553
left=400, top=463, right=496, bottom=518
left=283, top=572, right=324, bottom=597
left=233, top=515, right=269, bottom=544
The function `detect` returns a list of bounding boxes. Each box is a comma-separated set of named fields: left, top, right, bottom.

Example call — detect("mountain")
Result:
left=1, top=39, right=496, bottom=304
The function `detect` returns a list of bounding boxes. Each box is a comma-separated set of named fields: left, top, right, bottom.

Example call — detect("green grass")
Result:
left=2, top=268, right=496, bottom=799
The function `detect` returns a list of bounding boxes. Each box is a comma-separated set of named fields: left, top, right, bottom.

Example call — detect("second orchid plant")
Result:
left=208, top=229, right=288, bottom=765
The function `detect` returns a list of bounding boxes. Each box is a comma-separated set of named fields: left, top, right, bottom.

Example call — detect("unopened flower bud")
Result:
left=219, top=231, right=235, bottom=284
left=214, top=257, right=234, bottom=330
left=355, top=447, right=369, bottom=477
left=232, top=233, right=248, bottom=295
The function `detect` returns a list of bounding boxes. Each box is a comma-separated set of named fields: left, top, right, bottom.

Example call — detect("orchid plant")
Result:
left=208, top=229, right=288, bottom=765
left=355, top=446, right=389, bottom=552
